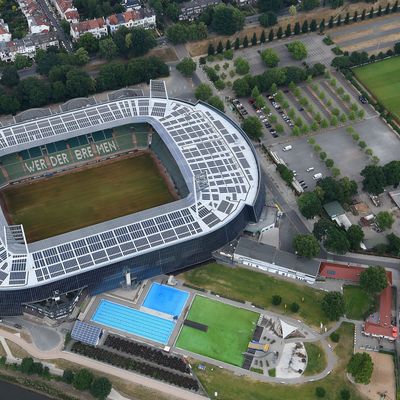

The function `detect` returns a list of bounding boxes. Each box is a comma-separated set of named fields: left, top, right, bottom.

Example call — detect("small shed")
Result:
left=323, top=201, right=345, bottom=219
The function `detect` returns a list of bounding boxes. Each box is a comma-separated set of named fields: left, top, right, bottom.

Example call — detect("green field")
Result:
left=180, top=263, right=327, bottom=327
left=354, top=57, right=400, bottom=120
left=343, top=285, right=374, bottom=320
left=176, top=296, right=259, bottom=366
left=1, top=155, right=174, bottom=243
left=304, top=342, right=327, bottom=376
left=194, top=323, right=362, bottom=400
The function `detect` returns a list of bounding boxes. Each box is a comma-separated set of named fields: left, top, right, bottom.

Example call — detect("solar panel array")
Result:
left=0, top=93, right=259, bottom=288
left=71, top=320, right=102, bottom=346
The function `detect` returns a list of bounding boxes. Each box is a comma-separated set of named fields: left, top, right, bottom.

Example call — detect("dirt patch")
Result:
left=356, top=352, right=395, bottom=400
left=5, top=339, right=31, bottom=359
left=342, top=32, right=400, bottom=52
left=332, top=28, right=375, bottom=43
left=147, top=46, right=178, bottom=62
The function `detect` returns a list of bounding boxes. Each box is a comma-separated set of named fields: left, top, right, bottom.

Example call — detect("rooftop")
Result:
left=323, top=201, right=345, bottom=219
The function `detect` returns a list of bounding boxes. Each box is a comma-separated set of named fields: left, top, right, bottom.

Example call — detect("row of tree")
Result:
left=361, top=161, right=400, bottom=195
left=0, top=48, right=169, bottom=116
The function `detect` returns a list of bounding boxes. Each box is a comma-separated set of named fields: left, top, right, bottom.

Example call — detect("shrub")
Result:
left=62, top=369, right=75, bottom=384
left=330, top=332, right=340, bottom=343
left=272, top=295, right=282, bottom=305
left=290, top=302, right=300, bottom=312
left=315, top=387, right=326, bottom=397
left=73, top=369, right=94, bottom=391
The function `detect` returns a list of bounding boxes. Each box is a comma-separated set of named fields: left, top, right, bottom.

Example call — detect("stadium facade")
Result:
left=0, top=81, right=264, bottom=316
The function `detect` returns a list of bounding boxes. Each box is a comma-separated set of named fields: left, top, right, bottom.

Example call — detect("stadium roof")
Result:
left=0, top=81, right=260, bottom=290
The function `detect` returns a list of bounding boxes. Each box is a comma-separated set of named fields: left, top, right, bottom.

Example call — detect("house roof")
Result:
left=72, top=18, right=105, bottom=33
left=235, top=237, right=321, bottom=277
left=323, top=201, right=345, bottom=219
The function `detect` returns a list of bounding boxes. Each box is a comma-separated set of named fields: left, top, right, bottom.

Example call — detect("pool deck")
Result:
left=83, top=276, right=195, bottom=349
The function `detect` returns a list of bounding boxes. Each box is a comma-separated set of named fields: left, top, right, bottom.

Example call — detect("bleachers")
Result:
left=0, top=123, right=152, bottom=183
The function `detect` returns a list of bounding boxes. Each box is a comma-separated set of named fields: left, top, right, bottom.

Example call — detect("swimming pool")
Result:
left=91, top=300, right=174, bottom=344
left=143, top=283, right=189, bottom=317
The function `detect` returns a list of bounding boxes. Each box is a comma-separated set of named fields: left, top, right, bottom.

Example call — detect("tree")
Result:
left=360, top=266, right=388, bottom=295
left=63, top=369, right=75, bottom=384
left=340, top=389, right=350, bottom=400
left=242, top=35, right=249, bottom=48
left=73, top=369, right=94, bottom=391
left=369, top=7, right=374, bottom=19
left=393, top=1, right=399, bottom=12
left=302, top=0, right=319, bottom=11
left=346, top=225, right=364, bottom=250
left=347, top=353, right=373, bottom=384
left=1, top=65, right=20, bottom=87
left=259, top=11, right=277, bottom=27
left=353, top=10, right=358, bottom=23
left=16, top=77, right=51, bottom=108
left=277, top=26, right=283, bottom=39
left=285, top=24, right=292, bottom=37
left=208, top=43, right=215, bottom=56
left=208, top=96, right=225, bottom=112
left=315, top=387, right=326, bottom=398
left=0, top=95, right=20, bottom=115
left=361, top=165, right=386, bottom=195
left=268, top=28, right=274, bottom=41
left=217, top=41, right=223, bottom=54
left=211, top=4, right=244, bottom=35
left=328, top=16, right=334, bottom=29
left=66, top=69, right=94, bottom=98
left=125, top=28, right=157, bottom=58
left=297, top=192, right=322, bottom=219
left=195, top=83, right=212, bottom=101
left=276, top=164, right=294, bottom=184
left=77, top=33, right=99, bottom=54
left=293, top=234, right=320, bottom=258
left=330, top=332, right=340, bottom=343
left=90, top=377, right=112, bottom=400
left=325, top=159, right=334, bottom=168
left=383, top=160, right=400, bottom=187
left=176, top=58, right=196, bottom=77
left=290, top=302, right=300, bottom=312
left=234, top=57, right=250, bottom=75
left=74, top=47, right=90, bottom=66
left=294, top=21, right=300, bottom=35
left=260, top=30, right=266, bottom=44
left=287, top=41, right=307, bottom=60
left=234, top=37, right=240, bottom=49
left=272, top=295, right=282, bottom=305
left=99, top=38, right=118, bottom=60
left=289, top=5, right=297, bottom=16
left=324, top=227, right=350, bottom=254
left=241, top=116, right=263, bottom=139
left=251, top=32, right=257, bottom=46
left=361, top=9, right=366, bottom=21
left=301, top=20, right=309, bottom=34
left=14, top=54, right=33, bottom=70
left=319, top=19, right=325, bottom=33
left=260, top=48, right=280, bottom=67
left=344, top=12, right=350, bottom=24
left=375, top=211, right=394, bottom=231
left=20, top=357, right=35, bottom=374
left=322, top=291, right=345, bottom=320
left=310, top=19, right=317, bottom=32
left=233, top=78, right=250, bottom=97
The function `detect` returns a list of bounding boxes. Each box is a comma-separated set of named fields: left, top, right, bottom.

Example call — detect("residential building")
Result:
left=178, top=0, right=221, bottom=21
left=53, top=0, right=80, bottom=23
left=0, top=20, right=12, bottom=43
left=70, top=18, right=107, bottom=40
left=0, top=32, right=59, bottom=62
left=107, top=9, right=156, bottom=33
left=18, top=0, right=51, bottom=34
left=123, top=0, right=142, bottom=11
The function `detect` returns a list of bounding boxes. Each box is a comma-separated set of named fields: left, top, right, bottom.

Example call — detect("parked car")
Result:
left=359, top=95, right=368, bottom=104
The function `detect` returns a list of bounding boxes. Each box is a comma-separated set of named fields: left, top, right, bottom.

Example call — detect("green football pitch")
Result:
left=175, top=296, right=259, bottom=366
left=1, top=154, right=174, bottom=243
left=354, top=57, right=400, bottom=120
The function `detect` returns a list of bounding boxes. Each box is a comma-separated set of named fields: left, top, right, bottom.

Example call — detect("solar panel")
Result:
left=71, top=321, right=102, bottom=346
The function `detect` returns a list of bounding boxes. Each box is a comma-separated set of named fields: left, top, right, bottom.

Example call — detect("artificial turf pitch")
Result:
left=354, top=57, right=400, bottom=120
left=1, top=154, right=174, bottom=243
left=176, top=295, right=259, bottom=366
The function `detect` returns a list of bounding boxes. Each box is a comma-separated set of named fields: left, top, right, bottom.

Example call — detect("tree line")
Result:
left=0, top=47, right=169, bottom=116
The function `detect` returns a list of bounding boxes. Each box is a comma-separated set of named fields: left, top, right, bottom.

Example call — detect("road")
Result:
left=36, top=0, right=73, bottom=52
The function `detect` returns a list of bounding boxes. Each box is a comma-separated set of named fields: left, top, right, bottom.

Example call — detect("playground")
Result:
left=175, top=295, right=259, bottom=366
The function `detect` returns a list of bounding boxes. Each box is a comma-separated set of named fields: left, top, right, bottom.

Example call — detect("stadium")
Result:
left=0, top=81, right=264, bottom=317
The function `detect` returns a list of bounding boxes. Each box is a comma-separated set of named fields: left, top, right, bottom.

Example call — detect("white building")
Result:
left=107, top=10, right=156, bottom=33
left=70, top=18, right=108, bottom=40
left=0, top=20, right=12, bottom=43
left=53, top=0, right=79, bottom=23
left=18, top=0, right=51, bottom=34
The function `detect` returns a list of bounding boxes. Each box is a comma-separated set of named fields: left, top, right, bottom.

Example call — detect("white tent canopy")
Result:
left=280, top=319, right=297, bottom=339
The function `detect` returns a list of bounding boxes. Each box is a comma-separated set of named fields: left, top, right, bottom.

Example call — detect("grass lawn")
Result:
left=304, top=342, right=327, bottom=376
left=175, top=296, right=259, bottom=366
left=1, top=155, right=174, bottom=242
left=354, top=57, right=400, bottom=120
left=193, top=322, right=363, bottom=400
left=180, top=263, right=327, bottom=327
left=343, top=285, right=374, bottom=320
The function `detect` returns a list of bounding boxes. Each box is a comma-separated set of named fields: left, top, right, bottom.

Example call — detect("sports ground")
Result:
left=354, top=57, right=400, bottom=120
left=175, top=295, right=259, bottom=366
left=1, top=154, right=174, bottom=243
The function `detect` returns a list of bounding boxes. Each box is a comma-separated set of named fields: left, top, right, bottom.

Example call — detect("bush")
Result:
left=272, top=295, right=282, bottom=305
left=340, top=389, right=350, bottom=400
left=73, top=369, right=94, bottom=391
left=62, top=369, right=75, bottom=384
left=315, top=387, right=326, bottom=397
left=330, top=332, right=340, bottom=343
left=290, top=303, right=300, bottom=312
left=90, top=377, right=112, bottom=400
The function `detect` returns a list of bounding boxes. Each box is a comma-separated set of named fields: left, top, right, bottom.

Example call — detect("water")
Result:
left=0, top=379, right=53, bottom=400
left=142, top=283, right=189, bottom=317
left=91, top=299, right=175, bottom=344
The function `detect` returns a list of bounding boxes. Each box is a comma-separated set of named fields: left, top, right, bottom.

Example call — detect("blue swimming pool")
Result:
left=91, top=300, right=174, bottom=344
left=143, top=283, right=189, bottom=317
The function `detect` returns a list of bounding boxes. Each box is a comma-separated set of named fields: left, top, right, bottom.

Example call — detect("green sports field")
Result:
left=354, top=57, right=400, bottom=120
left=1, top=155, right=174, bottom=243
left=175, top=296, right=259, bottom=366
